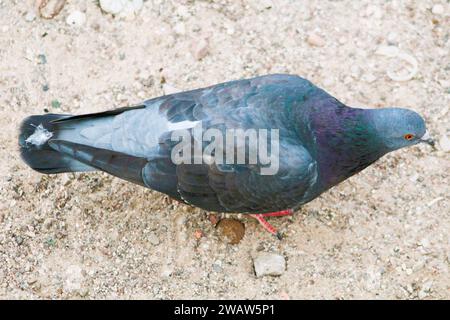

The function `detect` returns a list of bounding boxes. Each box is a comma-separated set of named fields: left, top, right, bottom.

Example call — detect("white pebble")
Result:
left=307, top=33, right=325, bottom=47
left=100, top=0, right=123, bottom=14
left=173, top=22, right=186, bottom=35
left=253, top=252, right=286, bottom=277
left=431, top=4, right=444, bottom=15
left=99, top=0, right=143, bottom=17
left=148, top=232, right=160, bottom=246
left=66, top=11, right=86, bottom=27
left=191, top=39, right=209, bottom=60
left=387, top=32, right=398, bottom=44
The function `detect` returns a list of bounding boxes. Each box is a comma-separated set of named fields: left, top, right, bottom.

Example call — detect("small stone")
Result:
left=212, top=260, right=222, bottom=272
left=191, top=39, right=209, bottom=60
left=99, top=0, right=143, bottom=17
left=387, top=32, right=398, bottom=45
left=51, top=100, right=61, bottom=108
left=173, top=22, right=186, bottom=35
left=100, top=0, right=123, bottom=14
left=37, top=54, right=47, bottom=64
left=307, top=33, right=325, bottom=47
left=15, top=236, right=24, bottom=245
left=439, top=135, right=450, bottom=152
left=148, top=232, right=160, bottom=246
left=194, top=229, right=203, bottom=240
left=253, top=252, right=286, bottom=277
left=25, top=11, right=36, bottom=22
left=66, top=11, right=86, bottom=26
left=78, top=288, right=89, bottom=297
left=431, top=4, right=444, bottom=15
left=216, top=218, right=245, bottom=245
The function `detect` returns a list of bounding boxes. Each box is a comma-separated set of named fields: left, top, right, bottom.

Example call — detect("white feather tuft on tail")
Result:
left=25, top=124, right=53, bottom=146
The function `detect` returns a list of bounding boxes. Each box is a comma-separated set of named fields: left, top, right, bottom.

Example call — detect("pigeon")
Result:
left=19, top=74, right=434, bottom=238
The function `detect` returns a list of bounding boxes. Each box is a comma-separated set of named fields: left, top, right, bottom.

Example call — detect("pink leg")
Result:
left=250, top=209, right=293, bottom=239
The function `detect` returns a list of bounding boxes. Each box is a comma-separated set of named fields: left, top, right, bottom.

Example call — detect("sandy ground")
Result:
left=0, top=0, right=449, bottom=299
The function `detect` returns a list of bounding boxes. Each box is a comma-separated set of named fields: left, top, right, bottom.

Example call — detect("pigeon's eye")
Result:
left=404, top=133, right=414, bottom=141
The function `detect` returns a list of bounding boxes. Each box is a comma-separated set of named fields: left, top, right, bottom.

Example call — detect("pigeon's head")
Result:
left=370, top=108, right=434, bottom=151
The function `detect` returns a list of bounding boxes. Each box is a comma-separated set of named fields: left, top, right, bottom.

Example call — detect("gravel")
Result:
left=66, top=11, right=86, bottom=27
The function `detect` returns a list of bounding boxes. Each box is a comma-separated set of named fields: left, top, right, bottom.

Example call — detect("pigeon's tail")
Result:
left=19, top=114, right=96, bottom=174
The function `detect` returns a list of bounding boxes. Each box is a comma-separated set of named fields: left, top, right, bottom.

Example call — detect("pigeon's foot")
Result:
left=250, top=209, right=293, bottom=239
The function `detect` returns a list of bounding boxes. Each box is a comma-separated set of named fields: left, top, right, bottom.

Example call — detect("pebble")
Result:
left=439, top=135, right=450, bottom=152
left=25, top=11, right=36, bottom=22
left=66, top=11, right=86, bottom=27
left=253, top=252, right=286, bottom=277
left=307, top=33, right=325, bottom=47
left=148, top=232, right=160, bottom=246
left=387, top=32, right=398, bottom=45
left=212, top=260, right=222, bottom=272
left=216, top=218, right=245, bottom=245
left=99, top=0, right=143, bottom=17
left=15, top=236, right=24, bottom=245
left=191, top=39, right=209, bottom=60
left=173, top=22, right=186, bottom=35
left=431, top=4, right=444, bottom=15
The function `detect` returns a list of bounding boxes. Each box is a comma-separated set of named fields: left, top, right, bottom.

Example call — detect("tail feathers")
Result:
left=49, top=140, right=148, bottom=186
left=19, top=114, right=96, bottom=174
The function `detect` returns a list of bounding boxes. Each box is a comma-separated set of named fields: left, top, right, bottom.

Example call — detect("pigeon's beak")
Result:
left=420, top=131, right=435, bottom=149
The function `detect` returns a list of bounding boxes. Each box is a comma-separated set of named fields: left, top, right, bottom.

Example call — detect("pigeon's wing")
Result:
left=175, top=141, right=317, bottom=213
left=140, top=74, right=319, bottom=212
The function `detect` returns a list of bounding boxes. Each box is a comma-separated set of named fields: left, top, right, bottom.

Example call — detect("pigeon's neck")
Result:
left=308, top=105, right=388, bottom=190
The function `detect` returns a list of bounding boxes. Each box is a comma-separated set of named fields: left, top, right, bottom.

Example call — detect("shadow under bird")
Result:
left=18, top=74, right=435, bottom=238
